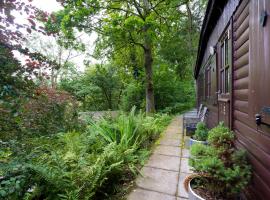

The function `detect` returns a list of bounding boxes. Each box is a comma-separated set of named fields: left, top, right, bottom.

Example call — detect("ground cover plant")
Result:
left=189, top=123, right=252, bottom=199
left=0, top=108, right=171, bottom=200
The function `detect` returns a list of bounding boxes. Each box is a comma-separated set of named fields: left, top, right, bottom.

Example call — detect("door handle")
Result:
left=255, top=114, right=262, bottom=126
left=255, top=114, right=270, bottom=127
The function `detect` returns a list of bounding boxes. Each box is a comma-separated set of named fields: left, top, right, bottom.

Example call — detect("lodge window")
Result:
left=220, top=30, right=231, bottom=94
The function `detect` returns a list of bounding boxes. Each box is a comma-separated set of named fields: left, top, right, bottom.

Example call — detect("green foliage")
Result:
left=1, top=109, right=171, bottom=200
left=208, top=122, right=235, bottom=148
left=154, top=63, right=195, bottom=113
left=190, top=142, right=215, bottom=158
left=189, top=124, right=252, bottom=198
left=89, top=65, right=123, bottom=110
left=193, top=122, right=208, bottom=141
left=60, top=64, right=123, bottom=111
left=90, top=108, right=171, bottom=149
left=0, top=44, right=33, bottom=101
left=120, top=82, right=144, bottom=111
left=0, top=44, right=34, bottom=140
left=59, top=62, right=195, bottom=114
left=50, top=0, right=202, bottom=113
left=161, top=103, right=193, bottom=114
left=0, top=163, right=33, bottom=200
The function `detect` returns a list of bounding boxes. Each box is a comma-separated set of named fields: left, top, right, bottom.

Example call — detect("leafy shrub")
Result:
left=0, top=163, right=33, bottom=200
left=0, top=105, right=23, bottom=141
left=120, top=82, right=144, bottom=112
left=0, top=44, right=35, bottom=141
left=193, top=122, right=208, bottom=141
left=189, top=123, right=251, bottom=199
left=161, top=102, right=193, bottom=114
left=20, top=87, right=79, bottom=136
left=208, top=122, right=234, bottom=148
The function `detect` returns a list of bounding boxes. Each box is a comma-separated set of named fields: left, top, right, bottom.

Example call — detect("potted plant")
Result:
left=187, top=123, right=252, bottom=200
left=189, top=122, right=208, bottom=147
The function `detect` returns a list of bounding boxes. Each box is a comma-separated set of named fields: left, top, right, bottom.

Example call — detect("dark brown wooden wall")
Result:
left=233, top=0, right=270, bottom=198
left=201, top=0, right=240, bottom=66
left=198, top=0, right=240, bottom=129
left=197, top=0, right=270, bottom=198
left=205, top=105, right=218, bottom=128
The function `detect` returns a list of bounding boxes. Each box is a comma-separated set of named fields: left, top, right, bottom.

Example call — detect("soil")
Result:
left=192, top=186, right=239, bottom=200
left=192, top=187, right=224, bottom=200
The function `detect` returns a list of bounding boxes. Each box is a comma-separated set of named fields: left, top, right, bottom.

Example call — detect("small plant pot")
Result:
left=189, top=137, right=208, bottom=147
left=188, top=177, right=205, bottom=200
left=186, top=126, right=196, bottom=136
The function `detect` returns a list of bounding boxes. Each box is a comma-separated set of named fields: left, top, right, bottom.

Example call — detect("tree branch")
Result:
left=132, top=0, right=145, bottom=20
left=128, top=31, right=146, bottom=50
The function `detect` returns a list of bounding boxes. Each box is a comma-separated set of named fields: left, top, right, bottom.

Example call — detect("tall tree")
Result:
left=51, top=0, right=185, bottom=113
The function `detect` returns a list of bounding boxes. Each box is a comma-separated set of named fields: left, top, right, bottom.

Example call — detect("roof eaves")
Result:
left=194, top=0, right=228, bottom=79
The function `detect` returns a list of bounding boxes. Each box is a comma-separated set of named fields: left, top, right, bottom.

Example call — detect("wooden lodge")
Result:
left=195, top=0, right=270, bottom=198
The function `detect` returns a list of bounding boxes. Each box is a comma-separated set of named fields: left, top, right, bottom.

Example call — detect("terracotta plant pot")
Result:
left=189, top=137, right=208, bottom=147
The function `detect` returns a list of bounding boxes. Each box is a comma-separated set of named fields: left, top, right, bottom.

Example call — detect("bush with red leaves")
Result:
left=20, top=87, right=80, bottom=136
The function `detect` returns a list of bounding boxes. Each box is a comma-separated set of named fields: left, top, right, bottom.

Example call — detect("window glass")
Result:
left=225, top=39, right=229, bottom=66
left=221, top=70, right=224, bottom=93
left=220, top=29, right=231, bottom=95
left=225, top=68, right=229, bottom=93
left=221, top=44, right=225, bottom=67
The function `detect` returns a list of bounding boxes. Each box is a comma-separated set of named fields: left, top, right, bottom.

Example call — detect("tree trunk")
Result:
left=142, top=0, right=155, bottom=113
left=186, top=2, right=195, bottom=55
left=144, top=46, right=155, bottom=113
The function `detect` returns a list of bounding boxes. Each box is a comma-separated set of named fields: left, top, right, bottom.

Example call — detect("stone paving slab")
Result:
left=136, top=166, right=179, bottom=195
left=159, top=138, right=181, bottom=147
left=166, top=128, right=182, bottom=134
left=180, top=158, right=193, bottom=174
left=177, top=197, right=188, bottom=200
left=184, top=137, right=190, bottom=149
left=155, top=145, right=181, bottom=157
left=128, top=188, right=176, bottom=200
left=128, top=115, right=193, bottom=200
left=163, top=132, right=182, bottom=140
left=181, top=149, right=190, bottom=158
left=145, top=154, right=180, bottom=172
left=177, top=172, right=190, bottom=198
left=165, top=129, right=182, bottom=135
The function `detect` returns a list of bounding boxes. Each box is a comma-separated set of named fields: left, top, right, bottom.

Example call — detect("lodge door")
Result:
left=217, top=24, right=232, bottom=128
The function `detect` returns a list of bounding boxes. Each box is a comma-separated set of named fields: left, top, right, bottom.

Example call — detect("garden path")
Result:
left=127, top=116, right=192, bottom=200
